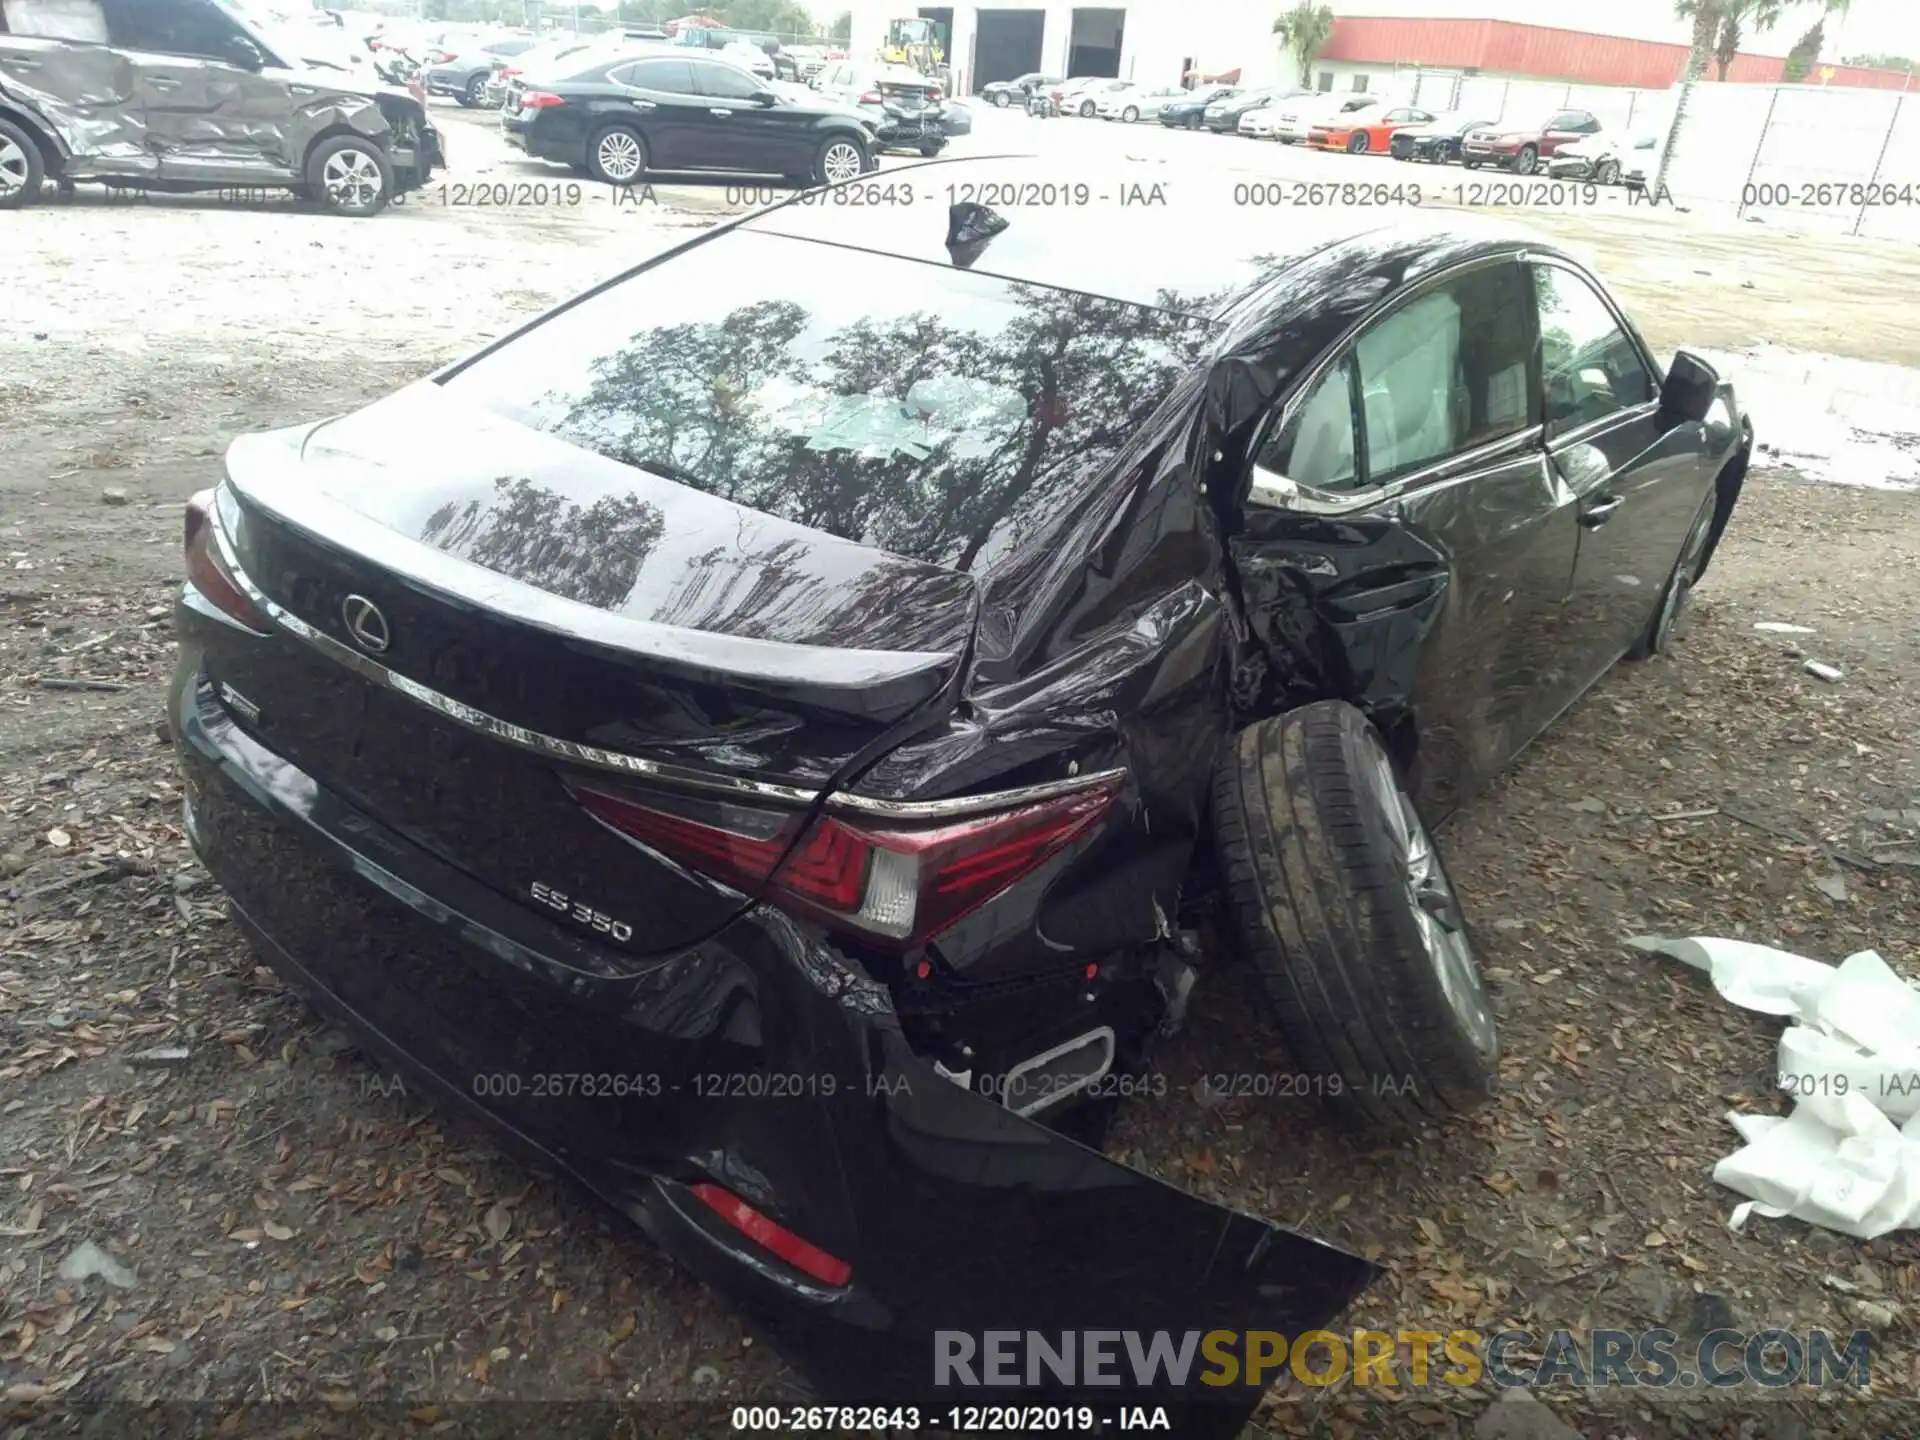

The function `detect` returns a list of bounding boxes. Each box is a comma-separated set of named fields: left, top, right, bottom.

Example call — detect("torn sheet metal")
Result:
left=1631, top=935, right=1920, bottom=1238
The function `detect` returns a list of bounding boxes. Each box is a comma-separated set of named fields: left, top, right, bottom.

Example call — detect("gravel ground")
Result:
left=0, top=103, right=1916, bottom=1440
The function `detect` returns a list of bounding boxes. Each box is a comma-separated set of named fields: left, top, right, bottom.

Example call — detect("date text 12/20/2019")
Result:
left=731, top=1405, right=1175, bottom=1432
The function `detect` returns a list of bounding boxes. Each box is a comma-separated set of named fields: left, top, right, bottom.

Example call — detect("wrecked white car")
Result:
left=0, top=0, right=443, bottom=215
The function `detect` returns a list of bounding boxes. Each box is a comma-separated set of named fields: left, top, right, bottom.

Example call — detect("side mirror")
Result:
left=752, top=89, right=778, bottom=105
left=1660, top=349, right=1719, bottom=424
left=225, top=36, right=266, bottom=71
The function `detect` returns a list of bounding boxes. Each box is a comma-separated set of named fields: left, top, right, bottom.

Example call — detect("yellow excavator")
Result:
left=881, top=17, right=944, bottom=78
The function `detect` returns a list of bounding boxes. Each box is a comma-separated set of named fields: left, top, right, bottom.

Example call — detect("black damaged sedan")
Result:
left=172, top=157, right=1751, bottom=1423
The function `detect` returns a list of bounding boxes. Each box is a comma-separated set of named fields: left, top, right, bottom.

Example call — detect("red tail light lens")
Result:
left=429, top=49, right=456, bottom=63
left=500, top=66, right=520, bottom=78
left=520, top=91, right=565, bottom=109
left=184, top=489, right=268, bottom=630
left=569, top=775, right=1122, bottom=950
left=928, top=88, right=942, bottom=101
left=689, top=1183, right=851, bottom=1287
left=858, top=90, right=881, bottom=104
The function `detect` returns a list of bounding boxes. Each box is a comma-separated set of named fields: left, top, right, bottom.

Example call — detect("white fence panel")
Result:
left=1859, top=94, right=1920, bottom=243
left=1454, top=75, right=1512, bottom=124
left=1411, top=69, right=1461, bottom=111
left=1502, top=78, right=1573, bottom=125
left=1659, top=82, right=1774, bottom=211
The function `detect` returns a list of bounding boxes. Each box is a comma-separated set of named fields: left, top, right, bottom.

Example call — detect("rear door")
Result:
left=102, top=0, right=293, bottom=183
left=606, top=54, right=701, bottom=168
left=1540, top=108, right=1599, bottom=157
left=0, top=0, right=149, bottom=174
left=686, top=56, right=793, bottom=173
left=1532, top=259, right=1712, bottom=690
left=1238, top=257, right=1583, bottom=812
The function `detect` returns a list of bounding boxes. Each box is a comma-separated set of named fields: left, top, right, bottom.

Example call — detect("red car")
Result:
left=1460, top=109, right=1603, bottom=174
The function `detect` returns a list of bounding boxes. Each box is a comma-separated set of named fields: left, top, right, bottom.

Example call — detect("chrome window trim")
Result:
left=1244, top=250, right=1541, bottom=516
left=205, top=509, right=1120, bottom=822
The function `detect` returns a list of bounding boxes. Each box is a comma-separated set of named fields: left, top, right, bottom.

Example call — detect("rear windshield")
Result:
left=439, top=231, right=1210, bottom=573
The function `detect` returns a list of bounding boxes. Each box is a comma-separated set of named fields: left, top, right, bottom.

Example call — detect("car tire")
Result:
left=462, top=74, right=486, bottom=108
left=1121, top=105, right=1138, bottom=123
left=306, top=135, right=393, bottom=217
left=1462, top=157, right=1481, bottom=169
left=1211, top=701, right=1499, bottom=1128
left=1347, top=132, right=1368, bottom=154
left=1079, top=100, right=1096, bottom=116
left=587, top=124, right=648, bottom=186
left=813, top=134, right=868, bottom=185
left=1596, top=158, right=1621, bottom=186
left=0, top=115, right=47, bottom=210
left=993, top=91, right=1010, bottom=107
left=1629, top=488, right=1719, bottom=660
left=1514, top=144, right=1538, bottom=175
left=919, top=142, right=942, bottom=157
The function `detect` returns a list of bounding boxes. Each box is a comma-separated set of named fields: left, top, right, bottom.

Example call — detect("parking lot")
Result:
left=2, top=88, right=1917, bottom=1438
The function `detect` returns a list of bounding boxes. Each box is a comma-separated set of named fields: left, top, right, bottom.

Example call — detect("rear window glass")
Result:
left=439, top=231, right=1209, bottom=573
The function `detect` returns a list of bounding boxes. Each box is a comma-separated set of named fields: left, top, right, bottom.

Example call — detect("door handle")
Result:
left=149, top=77, right=180, bottom=89
left=708, top=107, right=734, bottom=116
left=630, top=98, right=655, bottom=109
left=1580, top=495, right=1624, bottom=528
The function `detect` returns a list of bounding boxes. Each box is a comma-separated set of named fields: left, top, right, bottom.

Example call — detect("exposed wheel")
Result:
left=1347, top=131, right=1368, bottom=154
left=813, top=134, right=867, bottom=185
left=0, top=116, right=46, bottom=210
left=306, top=135, right=392, bottom=216
left=1463, top=157, right=1481, bottom=169
left=1630, top=488, right=1718, bottom=660
left=1121, top=105, right=1138, bottom=122
left=1513, top=144, right=1538, bottom=175
left=993, top=91, right=1010, bottom=107
left=1596, top=158, right=1621, bottom=186
left=461, top=74, right=486, bottom=107
left=588, top=125, right=647, bottom=185
left=1078, top=99, right=1096, bottom=116
left=919, top=142, right=942, bottom=157
left=1211, top=701, right=1498, bottom=1128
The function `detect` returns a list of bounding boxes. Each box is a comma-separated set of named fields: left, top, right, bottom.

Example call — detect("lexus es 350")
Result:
left=171, top=157, right=1751, bottom=1419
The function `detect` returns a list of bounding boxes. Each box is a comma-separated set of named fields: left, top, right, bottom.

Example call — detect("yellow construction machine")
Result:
left=881, top=17, right=943, bottom=77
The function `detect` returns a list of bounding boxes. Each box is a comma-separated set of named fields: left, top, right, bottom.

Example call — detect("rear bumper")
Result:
left=168, top=642, right=1376, bottom=1414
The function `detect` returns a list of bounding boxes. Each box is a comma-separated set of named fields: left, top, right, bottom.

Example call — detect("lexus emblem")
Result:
left=341, top=594, right=391, bottom=654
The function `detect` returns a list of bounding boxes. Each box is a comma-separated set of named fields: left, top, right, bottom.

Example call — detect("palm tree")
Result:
left=1783, top=0, right=1849, bottom=82
left=1272, top=3, right=1335, bottom=88
left=1714, top=0, right=1786, bottom=79
left=1675, top=0, right=1723, bottom=80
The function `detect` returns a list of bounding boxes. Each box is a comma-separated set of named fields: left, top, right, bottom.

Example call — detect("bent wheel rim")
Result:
left=597, top=131, right=643, bottom=181
left=1359, top=732, right=1499, bottom=1060
left=822, top=143, right=863, bottom=182
left=0, top=135, right=27, bottom=197
left=321, top=148, right=382, bottom=209
left=1658, top=504, right=1716, bottom=649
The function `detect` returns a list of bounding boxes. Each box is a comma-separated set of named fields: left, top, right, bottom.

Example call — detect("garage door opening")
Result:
left=973, top=8, right=1044, bottom=88
left=1068, top=8, right=1123, bottom=78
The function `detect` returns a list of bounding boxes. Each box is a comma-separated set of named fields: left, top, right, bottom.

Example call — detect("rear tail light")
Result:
left=928, top=87, right=941, bottom=101
left=689, top=1183, right=851, bottom=1287
left=500, top=66, right=520, bottom=78
left=429, top=49, right=456, bottom=63
left=184, top=489, right=268, bottom=630
left=858, top=90, right=881, bottom=104
left=519, top=91, right=565, bottom=109
left=568, top=773, right=1122, bottom=950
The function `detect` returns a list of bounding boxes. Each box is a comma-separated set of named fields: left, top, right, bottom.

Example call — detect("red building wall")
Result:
left=1317, top=17, right=1918, bottom=91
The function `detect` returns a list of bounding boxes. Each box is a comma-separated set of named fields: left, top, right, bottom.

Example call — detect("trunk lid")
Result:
left=211, top=383, right=976, bottom=955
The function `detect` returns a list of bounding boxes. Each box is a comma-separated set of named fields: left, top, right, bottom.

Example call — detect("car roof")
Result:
left=739, top=156, right=1549, bottom=321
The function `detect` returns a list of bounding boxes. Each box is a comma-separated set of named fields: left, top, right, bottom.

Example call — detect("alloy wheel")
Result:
left=322, top=148, right=383, bottom=212
left=1597, top=159, right=1620, bottom=186
left=0, top=134, right=26, bottom=199
left=1654, top=502, right=1716, bottom=651
left=821, top=141, right=863, bottom=183
left=596, top=130, right=643, bottom=182
left=1358, top=733, right=1498, bottom=1061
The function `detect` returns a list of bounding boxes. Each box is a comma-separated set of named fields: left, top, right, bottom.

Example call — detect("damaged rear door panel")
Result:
left=0, top=23, right=152, bottom=178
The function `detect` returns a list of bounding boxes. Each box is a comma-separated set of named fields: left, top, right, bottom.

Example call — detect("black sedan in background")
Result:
left=1159, top=83, right=1238, bottom=128
left=171, top=154, right=1751, bottom=1427
left=1203, top=85, right=1302, bottom=133
left=978, top=70, right=1059, bottom=106
left=1391, top=111, right=1495, bottom=163
left=503, top=51, right=877, bottom=185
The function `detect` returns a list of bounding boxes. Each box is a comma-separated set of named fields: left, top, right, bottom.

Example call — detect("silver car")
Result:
left=422, top=33, right=537, bottom=107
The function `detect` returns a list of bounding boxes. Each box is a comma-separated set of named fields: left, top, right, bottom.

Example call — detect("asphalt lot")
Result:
left=0, top=91, right=1915, bottom=1439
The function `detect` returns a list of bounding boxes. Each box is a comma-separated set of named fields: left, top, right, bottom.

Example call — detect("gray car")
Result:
left=0, top=0, right=443, bottom=215
left=422, top=33, right=536, bottom=108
